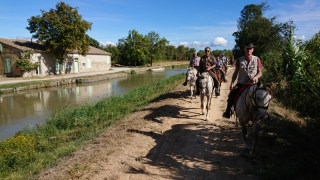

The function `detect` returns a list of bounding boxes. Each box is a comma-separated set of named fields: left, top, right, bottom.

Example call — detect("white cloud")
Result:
left=191, top=41, right=202, bottom=47
left=100, top=41, right=116, bottom=46
left=293, top=35, right=306, bottom=41
left=179, top=42, right=189, bottom=46
left=16, top=36, right=29, bottom=40
left=212, top=37, right=228, bottom=46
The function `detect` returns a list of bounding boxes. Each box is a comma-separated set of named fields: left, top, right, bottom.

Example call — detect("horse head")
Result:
left=250, top=81, right=273, bottom=120
left=187, top=67, right=197, bottom=82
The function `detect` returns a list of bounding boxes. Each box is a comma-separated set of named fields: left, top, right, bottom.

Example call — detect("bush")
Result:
left=0, top=134, right=37, bottom=172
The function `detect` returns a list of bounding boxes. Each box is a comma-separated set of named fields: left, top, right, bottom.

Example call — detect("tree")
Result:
left=103, top=44, right=120, bottom=64
left=146, top=31, right=168, bottom=66
left=177, top=45, right=187, bottom=61
left=118, top=30, right=149, bottom=66
left=165, top=45, right=177, bottom=61
left=90, top=37, right=101, bottom=49
left=26, top=1, right=92, bottom=73
left=232, top=1, right=293, bottom=58
left=16, top=50, right=39, bottom=74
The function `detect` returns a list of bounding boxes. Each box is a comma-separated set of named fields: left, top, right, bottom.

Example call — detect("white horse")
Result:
left=198, top=72, right=213, bottom=120
left=235, top=81, right=273, bottom=155
left=187, top=67, right=198, bottom=102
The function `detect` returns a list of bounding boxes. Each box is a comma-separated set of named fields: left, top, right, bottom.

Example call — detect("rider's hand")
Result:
left=252, top=76, right=258, bottom=83
left=230, top=83, right=234, bottom=91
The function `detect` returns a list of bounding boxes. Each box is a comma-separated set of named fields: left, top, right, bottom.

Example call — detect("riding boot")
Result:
left=223, top=97, right=233, bottom=119
left=182, top=73, right=188, bottom=86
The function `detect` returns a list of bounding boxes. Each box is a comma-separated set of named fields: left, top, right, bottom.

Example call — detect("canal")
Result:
left=0, top=67, right=187, bottom=139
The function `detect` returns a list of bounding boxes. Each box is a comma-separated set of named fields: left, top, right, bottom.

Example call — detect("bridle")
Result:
left=245, top=84, right=272, bottom=118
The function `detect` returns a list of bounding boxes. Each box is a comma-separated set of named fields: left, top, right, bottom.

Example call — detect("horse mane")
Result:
left=258, top=81, right=273, bottom=97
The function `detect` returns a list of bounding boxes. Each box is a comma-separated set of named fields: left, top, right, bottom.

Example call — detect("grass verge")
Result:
left=0, top=73, right=185, bottom=180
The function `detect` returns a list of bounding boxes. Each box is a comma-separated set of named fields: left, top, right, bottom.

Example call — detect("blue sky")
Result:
left=1, top=0, right=319, bottom=51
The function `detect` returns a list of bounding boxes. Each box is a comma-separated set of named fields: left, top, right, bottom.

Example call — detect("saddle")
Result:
left=207, top=70, right=218, bottom=81
left=233, top=82, right=254, bottom=105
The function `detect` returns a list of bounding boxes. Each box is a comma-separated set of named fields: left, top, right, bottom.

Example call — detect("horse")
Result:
left=198, top=72, right=213, bottom=120
left=235, top=81, right=273, bottom=155
left=186, top=67, right=198, bottom=102
left=212, top=69, right=223, bottom=97
left=222, top=63, right=228, bottom=74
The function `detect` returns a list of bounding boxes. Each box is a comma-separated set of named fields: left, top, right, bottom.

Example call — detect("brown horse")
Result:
left=212, top=69, right=223, bottom=97
left=222, top=63, right=228, bottom=74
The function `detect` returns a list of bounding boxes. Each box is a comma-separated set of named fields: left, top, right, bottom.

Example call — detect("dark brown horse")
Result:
left=212, top=69, right=223, bottom=97
left=222, top=63, right=228, bottom=74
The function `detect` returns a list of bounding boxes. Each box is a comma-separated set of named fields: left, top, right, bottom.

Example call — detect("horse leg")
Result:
left=241, top=121, right=248, bottom=150
left=190, top=85, right=193, bottom=102
left=250, top=121, right=259, bottom=155
left=205, top=95, right=210, bottom=121
left=200, top=95, right=205, bottom=115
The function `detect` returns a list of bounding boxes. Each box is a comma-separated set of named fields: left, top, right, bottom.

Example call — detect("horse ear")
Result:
left=265, top=82, right=273, bottom=89
left=257, top=80, right=262, bottom=87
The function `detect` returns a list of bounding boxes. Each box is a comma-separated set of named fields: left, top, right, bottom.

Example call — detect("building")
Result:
left=0, top=38, right=112, bottom=77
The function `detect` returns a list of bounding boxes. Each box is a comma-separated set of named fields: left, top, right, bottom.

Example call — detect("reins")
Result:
left=243, top=82, right=271, bottom=119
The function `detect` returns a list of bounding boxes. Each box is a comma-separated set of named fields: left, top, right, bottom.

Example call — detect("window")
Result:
left=86, top=58, right=91, bottom=68
left=106, top=56, right=111, bottom=64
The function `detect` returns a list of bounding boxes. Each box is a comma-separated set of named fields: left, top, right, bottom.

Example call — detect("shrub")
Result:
left=0, top=134, right=37, bottom=172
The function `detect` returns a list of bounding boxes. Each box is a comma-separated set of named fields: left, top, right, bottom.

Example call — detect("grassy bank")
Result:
left=0, top=73, right=185, bottom=180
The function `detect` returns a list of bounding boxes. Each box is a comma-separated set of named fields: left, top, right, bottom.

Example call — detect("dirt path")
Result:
left=38, top=66, right=260, bottom=180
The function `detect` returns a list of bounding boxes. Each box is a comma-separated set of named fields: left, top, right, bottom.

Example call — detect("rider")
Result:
left=222, top=43, right=263, bottom=118
left=221, top=53, right=228, bottom=66
left=183, top=52, right=200, bottom=86
left=215, top=55, right=227, bottom=82
left=196, top=47, right=219, bottom=96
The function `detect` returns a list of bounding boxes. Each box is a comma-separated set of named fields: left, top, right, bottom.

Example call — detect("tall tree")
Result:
left=26, top=1, right=92, bottom=69
left=177, top=45, right=187, bottom=61
left=146, top=31, right=168, bottom=66
left=232, top=1, right=293, bottom=57
left=90, top=37, right=101, bottom=49
left=103, top=44, right=120, bottom=64
left=166, top=45, right=177, bottom=61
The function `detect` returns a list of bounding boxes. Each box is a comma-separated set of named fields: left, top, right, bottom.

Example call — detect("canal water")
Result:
left=0, top=67, right=187, bottom=139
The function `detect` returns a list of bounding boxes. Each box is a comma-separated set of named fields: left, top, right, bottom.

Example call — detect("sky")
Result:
left=0, top=0, right=319, bottom=52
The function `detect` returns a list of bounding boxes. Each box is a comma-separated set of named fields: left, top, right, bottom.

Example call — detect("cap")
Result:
left=244, top=43, right=255, bottom=48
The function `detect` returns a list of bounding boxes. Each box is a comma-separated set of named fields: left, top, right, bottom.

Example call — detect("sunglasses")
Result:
left=205, top=50, right=210, bottom=52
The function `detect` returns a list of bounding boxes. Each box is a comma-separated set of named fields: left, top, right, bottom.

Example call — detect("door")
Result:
left=4, top=58, right=12, bottom=73
left=55, top=62, right=60, bottom=74
left=74, top=61, right=79, bottom=73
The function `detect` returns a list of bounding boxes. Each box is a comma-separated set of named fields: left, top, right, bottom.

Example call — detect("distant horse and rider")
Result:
left=186, top=66, right=198, bottom=102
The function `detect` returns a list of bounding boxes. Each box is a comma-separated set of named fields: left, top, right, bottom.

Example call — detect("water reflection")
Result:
left=0, top=68, right=186, bottom=139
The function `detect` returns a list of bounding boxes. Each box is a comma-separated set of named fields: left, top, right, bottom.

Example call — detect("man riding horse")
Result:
left=183, top=52, right=200, bottom=86
left=222, top=43, right=263, bottom=118
left=215, top=55, right=227, bottom=82
left=196, top=47, right=220, bottom=96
